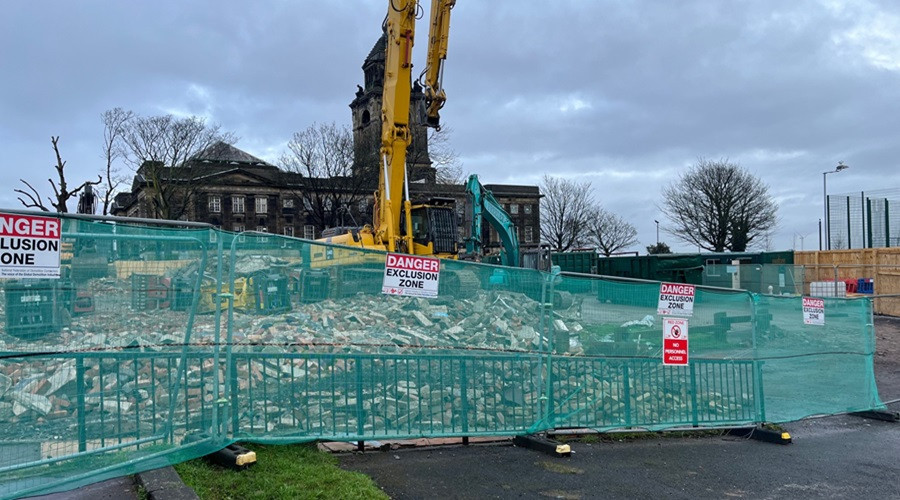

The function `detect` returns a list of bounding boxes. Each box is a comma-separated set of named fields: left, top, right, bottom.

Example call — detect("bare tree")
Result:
left=540, top=175, right=594, bottom=252
left=99, top=108, right=133, bottom=215
left=16, top=136, right=101, bottom=213
left=426, top=126, right=465, bottom=185
left=119, top=113, right=236, bottom=220
left=661, top=158, right=778, bottom=252
left=589, top=208, right=638, bottom=256
left=281, top=122, right=370, bottom=231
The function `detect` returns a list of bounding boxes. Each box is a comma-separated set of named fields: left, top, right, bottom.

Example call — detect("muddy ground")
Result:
left=873, top=315, right=900, bottom=402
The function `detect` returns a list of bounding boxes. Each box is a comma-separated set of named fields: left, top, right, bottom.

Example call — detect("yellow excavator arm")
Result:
left=318, top=0, right=457, bottom=260
left=422, top=0, right=456, bottom=130
left=377, top=0, right=416, bottom=253
left=376, top=0, right=455, bottom=255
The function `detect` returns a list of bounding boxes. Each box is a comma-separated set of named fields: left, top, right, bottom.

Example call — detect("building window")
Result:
left=232, top=196, right=245, bottom=214
left=233, top=223, right=244, bottom=232
left=208, top=195, right=221, bottom=213
left=284, top=226, right=294, bottom=237
left=304, top=225, right=316, bottom=239
left=510, top=203, right=519, bottom=215
left=525, top=226, right=534, bottom=243
left=283, top=198, right=294, bottom=209
left=255, top=196, right=267, bottom=214
left=524, top=204, right=532, bottom=215
left=256, top=225, right=268, bottom=233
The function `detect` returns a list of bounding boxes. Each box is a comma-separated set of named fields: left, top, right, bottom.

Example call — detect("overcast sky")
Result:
left=2, top=0, right=899, bottom=252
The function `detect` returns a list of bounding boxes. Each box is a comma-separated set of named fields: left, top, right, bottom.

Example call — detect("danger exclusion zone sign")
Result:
left=0, top=212, right=61, bottom=278
left=802, top=296, right=825, bottom=326
left=382, top=253, right=441, bottom=298
left=658, top=282, right=695, bottom=317
left=662, top=317, right=689, bottom=365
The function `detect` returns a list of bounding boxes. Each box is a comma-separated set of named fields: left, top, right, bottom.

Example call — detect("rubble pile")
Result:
left=233, top=290, right=558, bottom=354
left=0, top=278, right=755, bottom=445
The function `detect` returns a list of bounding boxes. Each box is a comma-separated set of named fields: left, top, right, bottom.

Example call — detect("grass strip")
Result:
left=174, top=442, right=387, bottom=500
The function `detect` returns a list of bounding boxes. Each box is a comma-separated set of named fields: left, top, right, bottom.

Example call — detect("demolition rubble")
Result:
left=0, top=276, right=752, bottom=443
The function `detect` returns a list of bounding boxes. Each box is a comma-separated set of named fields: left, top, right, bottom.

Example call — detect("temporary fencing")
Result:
left=0, top=210, right=886, bottom=498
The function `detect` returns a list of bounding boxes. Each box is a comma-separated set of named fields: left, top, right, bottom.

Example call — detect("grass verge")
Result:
left=173, top=442, right=387, bottom=500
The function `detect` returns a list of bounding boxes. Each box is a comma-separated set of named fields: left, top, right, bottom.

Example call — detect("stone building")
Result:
left=112, top=143, right=316, bottom=238
left=349, top=32, right=435, bottom=184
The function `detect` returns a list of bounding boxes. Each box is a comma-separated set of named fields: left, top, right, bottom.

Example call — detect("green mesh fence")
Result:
left=0, top=211, right=885, bottom=498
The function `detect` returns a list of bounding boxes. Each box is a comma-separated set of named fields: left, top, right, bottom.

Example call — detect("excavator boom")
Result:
left=422, top=0, right=456, bottom=129
left=465, top=174, right=520, bottom=267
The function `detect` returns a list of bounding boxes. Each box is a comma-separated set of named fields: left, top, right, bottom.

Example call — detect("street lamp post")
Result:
left=654, top=220, right=659, bottom=246
left=822, top=162, right=849, bottom=250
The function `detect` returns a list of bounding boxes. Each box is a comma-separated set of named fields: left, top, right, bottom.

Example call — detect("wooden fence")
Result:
left=795, top=248, right=900, bottom=316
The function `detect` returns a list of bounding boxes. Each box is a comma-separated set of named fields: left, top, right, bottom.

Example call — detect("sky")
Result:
left=2, top=0, right=900, bottom=253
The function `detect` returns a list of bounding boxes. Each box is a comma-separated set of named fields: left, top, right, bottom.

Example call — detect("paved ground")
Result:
left=24, top=475, right=140, bottom=500
left=341, top=408, right=899, bottom=499
left=340, top=315, right=900, bottom=499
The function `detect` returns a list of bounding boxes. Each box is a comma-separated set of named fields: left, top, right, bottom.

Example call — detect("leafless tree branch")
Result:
left=281, top=122, right=370, bottom=232
left=589, top=208, right=638, bottom=256
left=118, top=112, right=236, bottom=220
left=99, top=108, right=134, bottom=214
left=540, top=175, right=595, bottom=252
left=14, top=179, right=50, bottom=211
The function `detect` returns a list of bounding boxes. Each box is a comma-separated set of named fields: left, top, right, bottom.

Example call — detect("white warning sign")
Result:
left=802, top=296, right=825, bottom=326
left=382, top=253, right=441, bottom=298
left=657, top=282, right=695, bottom=317
left=0, top=213, right=61, bottom=278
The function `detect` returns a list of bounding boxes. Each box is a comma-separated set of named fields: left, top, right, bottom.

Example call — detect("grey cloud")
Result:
left=2, top=0, right=899, bottom=252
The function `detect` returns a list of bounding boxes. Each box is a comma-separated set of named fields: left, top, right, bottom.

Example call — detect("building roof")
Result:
left=364, top=32, right=387, bottom=66
left=191, top=141, right=275, bottom=167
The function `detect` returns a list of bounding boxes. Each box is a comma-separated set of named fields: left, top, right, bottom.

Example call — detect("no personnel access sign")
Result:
left=662, top=317, right=689, bottom=365
left=0, top=212, right=61, bottom=278
left=382, top=253, right=441, bottom=298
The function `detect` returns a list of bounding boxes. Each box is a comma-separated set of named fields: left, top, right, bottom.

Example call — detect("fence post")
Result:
left=460, top=359, right=469, bottom=437
left=622, top=364, right=631, bottom=428
left=867, top=198, right=873, bottom=248
left=231, top=355, right=239, bottom=439
left=753, top=361, right=767, bottom=423
left=847, top=196, right=852, bottom=248
left=861, top=191, right=866, bottom=248
left=355, top=356, right=364, bottom=438
left=689, top=363, right=699, bottom=427
left=834, top=265, right=840, bottom=296
left=76, top=357, right=86, bottom=452
left=887, top=199, right=891, bottom=248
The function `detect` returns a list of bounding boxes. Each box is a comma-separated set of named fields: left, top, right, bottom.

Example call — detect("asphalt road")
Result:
left=340, top=407, right=900, bottom=499
left=341, top=315, right=900, bottom=499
